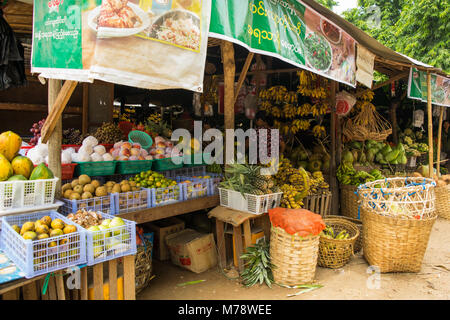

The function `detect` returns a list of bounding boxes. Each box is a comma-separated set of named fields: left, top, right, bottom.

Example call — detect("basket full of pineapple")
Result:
left=218, top=164, right=282, bottom=215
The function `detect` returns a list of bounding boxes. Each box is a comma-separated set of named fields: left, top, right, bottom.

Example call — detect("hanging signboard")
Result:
left=31, top=0, right=211, bottom=92
left=355, top=45, right=375, bottom=88
left=209, top=0, right=357, bottom=87
left=408, top=67, right=450, bottom=107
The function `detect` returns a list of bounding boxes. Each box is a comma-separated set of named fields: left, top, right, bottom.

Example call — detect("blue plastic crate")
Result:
left=151, top=184, right=183, bottom=207
left=79, top=212, right=136, bottom=266
left=176, top=177, right=209, bottom=201
left=59, top=194, right=116, bottom=215
left=114, top=188, right=152, bottom=214
left=0, top=210, right=86, bottom=279
left=205, top=173, right=223, bottom=196
left=161, top=166, right=207, bottom=179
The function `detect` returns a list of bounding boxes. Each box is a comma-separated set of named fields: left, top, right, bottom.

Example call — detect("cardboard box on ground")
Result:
left=146, top=217, right=185, bottom=260
left=165, top=229, right=218, bottom=274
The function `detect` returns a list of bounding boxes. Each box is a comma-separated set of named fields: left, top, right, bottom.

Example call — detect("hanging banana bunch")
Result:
left=283, top=91, right=298, bottom=104
left=312, top=125, right=326, bottom=138
left=271, top=106, right=282, bottom=118
left=282, top=104, right=297, bottom=118
left=358, top=90, right=375, bottom=102
left=292, top=119, right=311, bottom=132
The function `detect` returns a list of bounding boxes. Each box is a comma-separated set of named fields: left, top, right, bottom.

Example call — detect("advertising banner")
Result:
left=408, top=67, right=450, bottom=107
left=32, top=0, right=211, bottom=92
left=209, top=0, right=357, bottom=86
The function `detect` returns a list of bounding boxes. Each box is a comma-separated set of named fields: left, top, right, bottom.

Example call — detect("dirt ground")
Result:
left=138, top=218, right=450, bottom=300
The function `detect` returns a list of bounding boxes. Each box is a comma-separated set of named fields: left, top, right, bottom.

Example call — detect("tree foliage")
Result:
left=316, top=0, right=338, bottom=10
left=343, top=0, right=450, bottom=73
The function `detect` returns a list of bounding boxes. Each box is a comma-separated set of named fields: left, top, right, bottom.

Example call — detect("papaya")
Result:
left=11, top=156, right=34, bottom=179
left=8, top=174, right=27, bottom=181
left=0, top=131, right=22, bottom=161
left=0, top=154, right=13, bottom=181
left=29, top=163, right=54, bottom=180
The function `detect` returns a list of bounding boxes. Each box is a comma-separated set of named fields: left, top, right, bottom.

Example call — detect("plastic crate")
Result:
left=115, top=188, right=151, bottom=214
left=176, top=177, right=209, bottom=201
left=115, top=160, right=153, bottom=175
left=218, top=188, right=283, bottom=215
left=151, top=184, right=183, bottom=207
left=153, top=157, right=183, bottom=171
left=59, top=194, right=116, bottom=215
left=0, top=210, right=86, bottom=278
left=0, top=178, right=58, bottom=213
left=183, top=153, right=211, bottom=167
left=162, top=166, right=207, bottom=179
left=78, top=212, right=136, bottom=266
left=74, top=161, right=117, bottom=177
left=205, top=173, right=223, bottom=196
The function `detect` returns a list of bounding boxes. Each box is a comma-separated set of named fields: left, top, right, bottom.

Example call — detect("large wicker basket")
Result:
left=340, top=184, right=359, bottom=219
left=135, top=239, right=153, bottom=295
left=270, top=226, right=320, bottom=286
left=361, top=208, right=437, bottom=273
left=318, top=218, right=359, bottom=269
left=324, top=215, right=363, bottom=253
left=435, top=184, right=450, bottom=220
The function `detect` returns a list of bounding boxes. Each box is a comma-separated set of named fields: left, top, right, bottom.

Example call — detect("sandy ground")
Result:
left=138, top=218, right=450, bottom=300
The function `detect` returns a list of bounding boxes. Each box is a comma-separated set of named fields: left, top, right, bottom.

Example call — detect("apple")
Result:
left=132, top=143, right=141, bottom=149
left=120, top=148, right=131, bottom=157
left=157, top=142, right=166, bottom=148
left=121, top=142, right=132, bottom=150
left=130, top=148, right=140, bottom=156
left=156, top=148, right=165, bottom=155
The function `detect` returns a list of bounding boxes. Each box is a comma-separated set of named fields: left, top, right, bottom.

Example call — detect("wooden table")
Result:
left=118, top=195, right=220, bottom=224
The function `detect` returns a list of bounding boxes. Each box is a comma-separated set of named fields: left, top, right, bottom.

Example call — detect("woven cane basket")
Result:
left=435, top=184, right=450, bottom=220
left=361, top=208, right=436, bottom=273
left=340, top=184, right=359, bottom=219
left=270, top=226, right=320, bottom=286
left=318, top=218, right=359, bottom=269
left=324, top=215, right=363, bottom=253
left=135, top=239, right=153, bottom=295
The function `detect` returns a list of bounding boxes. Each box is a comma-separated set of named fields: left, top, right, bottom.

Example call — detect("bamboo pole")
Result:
left=48, top=79, right=62, bottom=197
left=329, top=81, right=338, bottom=214
left=427, top=72, right=433, bottom=178
left=437, top=106, right=444, bottom=175
left=221, top=40, right=235, bottom=165
left=234, top=52, right=254, bottom=105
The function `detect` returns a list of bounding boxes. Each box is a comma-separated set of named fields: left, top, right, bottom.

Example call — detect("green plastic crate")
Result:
left=115, top=160, right=153, bottom=175
left=153, top=157, right=183, bottom=171
left=74, top=161, right=117, bottom=177
left=183, top=153, right=212, bottom=167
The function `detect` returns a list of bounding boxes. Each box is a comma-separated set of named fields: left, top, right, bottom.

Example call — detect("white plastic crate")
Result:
left=177, top=177, right=209, bottom=201
left=218, top=188, right=283, bottom=215
left=78, top=212, right=136, bottom=266
left=115, top=188, right=151, bottom=214
left=59, top=194, right=116, bottom=215
left=0, top=210, right=86, bottom=278
left=0, top=178, right=58, bottom=213
left=151, top=184, right=183, bottom=207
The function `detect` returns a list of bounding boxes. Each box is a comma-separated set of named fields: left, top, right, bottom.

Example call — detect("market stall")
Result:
left=0, top=0, right=448, bottom=300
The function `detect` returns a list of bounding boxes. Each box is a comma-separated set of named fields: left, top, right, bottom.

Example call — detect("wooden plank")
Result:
left=108, top=259, right=118, bottom=300
left=0, top=103, right=82, bottom=114
left=123, top=255, right=136, bottom=300
left=233, top=226, right=244, bottom=273
left=243, top=220, right=252, bottom=249
left=427, top=72, right=434, bottom=178
left=80, top=267, right=88, bottom=300
left=2, top=288, right=19, bottom=300
left=221, top=40, right=235, bottom=164
left=22, top=281, right=38, bottom=300
left=0, top=275, right=46, bottom=295
left=55, top=271, right=66, bottom=300
left=93, top=263, right=104, bottom=300
left=355, top=71, right=409, bottom=97
left=118, top=195, right=219, bottom=224
left=48, top=79, right=63, bottom=197
left=234, top=52, right=254, bottom=105
left=215, top=219, right=227, bottom=268
left=48, top=277, right=57, bottom=300
left=260, top=214, right=271, bottom=241
left=82, top=83, right=89, bottom=134
left=437, top=106, right=444, bottom=174
left=329, top=81, right=339, bottom=215
left=41, top=80, right=78, bottom=143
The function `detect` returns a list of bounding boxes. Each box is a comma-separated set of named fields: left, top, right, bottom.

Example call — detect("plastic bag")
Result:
left=269, top=207, right=325, bottom=237
left=336, top=91, right=357, bottom=117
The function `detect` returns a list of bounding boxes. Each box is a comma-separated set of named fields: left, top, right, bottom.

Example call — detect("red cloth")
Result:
left=269, top=207, right=325, bottom=236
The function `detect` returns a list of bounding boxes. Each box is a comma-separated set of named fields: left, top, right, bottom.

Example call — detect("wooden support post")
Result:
left=108, top=259, right=118, bottom=300
left=215, top=220, right=227, bottom=268
left=243, top=220, right=252, bottom=249
left=123, top=255, right=136, bottom=300
left=2, top=288, right=19, bottom=300
left=55, top=270, right=66, bottom=300
left=233, top=226, right=244, bottom=273
left=234, top=52, right=254, bottom=105
left=22, top=282, right=38, bottom=300
left=80, top=267, right=88, bottom=300
left=93, top=263, right=104, bottom=300
left=329, top=81, right=339, bottom=214
left=427, top=72, right=434, bottom=178
left=48, top=79, right=62, bottom=197
left=41, top=80, right=78, bottom=143
left=47, top=277, right=57, bottom=300
left=82, top=83, right=89, bottom=134
left=221, top=40, right=235, bottom=163
left=437, top=106, right=444, bottom=175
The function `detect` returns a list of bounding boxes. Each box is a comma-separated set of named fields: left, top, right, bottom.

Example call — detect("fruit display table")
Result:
left=0, top=255, right=135, bottom=300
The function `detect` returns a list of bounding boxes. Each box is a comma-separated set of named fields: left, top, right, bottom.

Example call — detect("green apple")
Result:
left=109, top=217, right=125, bottom=236
left=101, top=219, right=112, bottom=227
left=99, top=225, right=111, bottom=238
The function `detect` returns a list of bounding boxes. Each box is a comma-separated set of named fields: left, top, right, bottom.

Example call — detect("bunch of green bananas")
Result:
left=322, top=225, right=350, bottom=240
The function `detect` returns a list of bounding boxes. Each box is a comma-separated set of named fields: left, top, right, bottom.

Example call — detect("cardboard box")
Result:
left=165, top=229, right=217, bottom=274
left=146, top=217, right=185, bottom=260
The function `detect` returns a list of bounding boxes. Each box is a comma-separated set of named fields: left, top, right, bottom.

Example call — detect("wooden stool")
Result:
left=208, top=206, right=271, bottom=273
